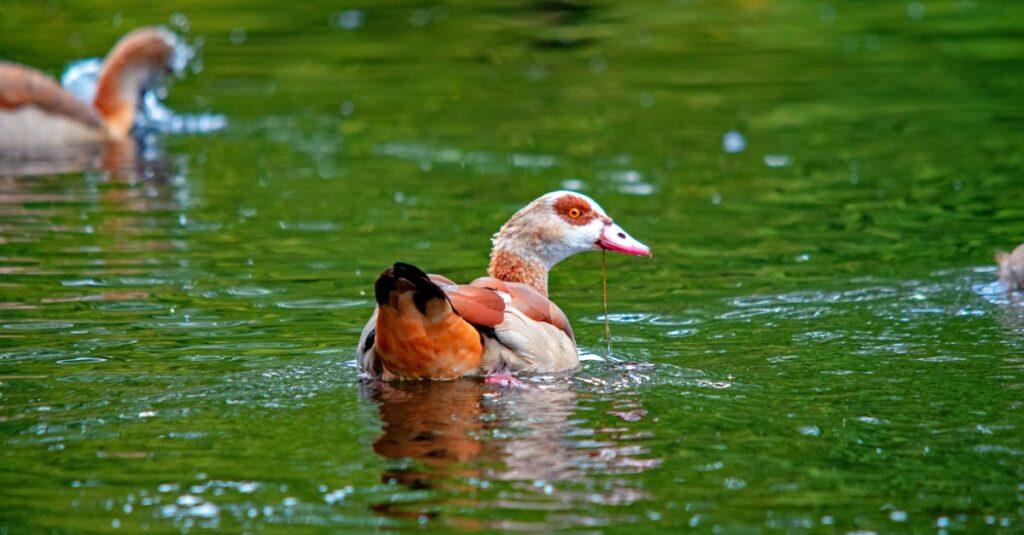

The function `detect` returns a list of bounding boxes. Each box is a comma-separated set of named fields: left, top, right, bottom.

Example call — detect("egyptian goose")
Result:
left=357, top=191, right=651, bottom=380
left=997, top=243, right=1024, bottom=292
left=0, top=27, right=176, bottom=148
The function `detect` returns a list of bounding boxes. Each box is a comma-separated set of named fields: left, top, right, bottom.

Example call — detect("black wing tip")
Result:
left=374, top=261, right=446, bottom=313
left=391, top=261, right=429, bottom=280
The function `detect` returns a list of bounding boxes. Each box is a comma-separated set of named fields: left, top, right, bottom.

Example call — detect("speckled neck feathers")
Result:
left=488, top=248, right=549, bottom=296
left=487, top=202, right=561, bottom=296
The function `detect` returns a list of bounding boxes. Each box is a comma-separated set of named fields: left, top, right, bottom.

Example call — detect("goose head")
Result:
left=93, top=27, right=178, bottom=138
left=489, top=191, right=650, bottom=295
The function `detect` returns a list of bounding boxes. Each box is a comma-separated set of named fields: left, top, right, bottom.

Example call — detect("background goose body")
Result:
left=996, top=243, right=1024, bottom=292
left=357, top=191, right=650, bottom=380
left=0, top=63, right=106, bottom=146
left=0, top=27, right=175, bottom=148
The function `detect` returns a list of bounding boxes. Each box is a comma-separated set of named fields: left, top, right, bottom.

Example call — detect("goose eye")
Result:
left=568, top=208, right=582, bottom=219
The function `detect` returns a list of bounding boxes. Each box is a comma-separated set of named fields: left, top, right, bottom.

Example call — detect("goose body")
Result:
left=0, top=27, right=175, bottom=150
left=997, top=243, right=1024, bottom=292
left=357, top=191, right=651, bottom=380
left=0, top=63, right=106, bottom=147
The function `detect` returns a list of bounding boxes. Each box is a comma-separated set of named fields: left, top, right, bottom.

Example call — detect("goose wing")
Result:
left=468, top=277, right=577, bottom=374
left=0, top=62, right=105, bottom=130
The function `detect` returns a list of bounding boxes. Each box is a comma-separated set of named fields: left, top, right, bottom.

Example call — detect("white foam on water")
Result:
left=60, top=31, right=227, bottom=136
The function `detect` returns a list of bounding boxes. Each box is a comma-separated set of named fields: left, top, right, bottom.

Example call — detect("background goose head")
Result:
left=93, top=27, right=178, bottom=138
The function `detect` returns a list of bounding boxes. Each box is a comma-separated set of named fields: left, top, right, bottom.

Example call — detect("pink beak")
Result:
left=598, top=222, right=651, bottom=257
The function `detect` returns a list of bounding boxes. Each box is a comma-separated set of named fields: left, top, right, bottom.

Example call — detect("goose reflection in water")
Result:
left=0, top=135, right=180, bottom=224
left=0, top=134, right=151, bottom=178
left=362, top=378, right=660, bottom=528
left=0, top=136, right=191, bottom=311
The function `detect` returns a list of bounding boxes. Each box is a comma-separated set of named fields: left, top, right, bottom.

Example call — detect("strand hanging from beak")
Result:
left=602, top=249, right=611, bottom=356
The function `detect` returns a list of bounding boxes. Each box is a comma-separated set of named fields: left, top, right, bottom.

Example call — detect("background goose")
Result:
left=0, top=27, right=176, bottom=148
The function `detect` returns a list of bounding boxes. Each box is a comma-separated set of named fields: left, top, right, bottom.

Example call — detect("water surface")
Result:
left=2, top=0, right=1023, bottom=532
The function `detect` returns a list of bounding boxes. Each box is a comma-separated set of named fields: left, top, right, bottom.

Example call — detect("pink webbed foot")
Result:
left=484, top=373, right=524, bottom=387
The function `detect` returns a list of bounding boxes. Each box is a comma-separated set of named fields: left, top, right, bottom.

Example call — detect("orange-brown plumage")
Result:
left=470, top=276, right=572, bottom=338
left=370, top=380, right=486, bottom=465
left=358, top=192, right=650, bottom=380
left=444, top=284, right=505, bottom=327
left=373, top=264, right=487, bottom=379
left=488, top=249, right=549, bottom=296
left=93, top=27, right=175, bottom=137
left=997, top=243, right=1024, bottom=292
left=553, top=193, right=603, bottom=226
left=0, top=26, right=174, bottom=144
left=0, top=62, right=104, bottom=130
left=375, top=293, right=484, bottom=379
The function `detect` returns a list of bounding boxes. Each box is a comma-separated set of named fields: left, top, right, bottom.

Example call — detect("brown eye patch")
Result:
left=554, top=195, right=596, bottom=225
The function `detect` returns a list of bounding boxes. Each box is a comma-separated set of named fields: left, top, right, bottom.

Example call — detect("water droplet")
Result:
left=764, top=154, right=792, bottom=168
left=57, top=356, right=107, bottom=365
left=331, top=10, right=365, bottom=30
left=190, top=502, right=218, bottom=518
left=170, top=12, right=190, bottom=33
left=798, top=425, right=821, bottom=437
left=561, top=178, right=586, bottom=191
left=619, top=183, right=655, bottom=196
left=724, top=478, right=746, bottom=490
left=177, top=495, right=201, bottom=506
left=722, top=130, right=746, bottom=153
left=275, top=298, right=367, bottom=310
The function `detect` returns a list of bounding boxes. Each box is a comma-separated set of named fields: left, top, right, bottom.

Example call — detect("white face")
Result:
left=529, top=191, right=651, bottom=266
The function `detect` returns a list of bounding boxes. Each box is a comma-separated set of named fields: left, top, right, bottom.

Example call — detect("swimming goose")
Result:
left=357, top=191, right=651, bottom=380
left=997, top=243, right=1024, bottom=292
left=0, top=27, right=176, bottom=147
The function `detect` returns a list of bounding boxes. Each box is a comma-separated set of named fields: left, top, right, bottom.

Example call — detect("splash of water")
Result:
left=60, top=30, right=226, bottom=135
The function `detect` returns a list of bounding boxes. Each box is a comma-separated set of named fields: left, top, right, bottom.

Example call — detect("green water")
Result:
left=2, top=0, right=1024, bottom=531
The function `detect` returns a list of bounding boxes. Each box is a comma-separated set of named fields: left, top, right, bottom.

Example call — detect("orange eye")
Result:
left=568, top=208, right=582, bottom=219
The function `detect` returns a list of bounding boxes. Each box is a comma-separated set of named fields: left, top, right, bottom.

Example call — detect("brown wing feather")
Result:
left=0, top=62, right=105, bottom=130
left=546, top=300, right=573, bottom=340
left=428, top=274, right=457, bottom=287
left=442, top=284, right=505, bottom=328
left=470, top=276, right=574, bottom=341
left=470, top=276, right=509, bottom=293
